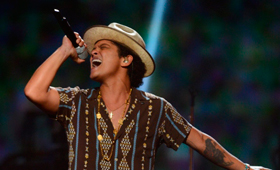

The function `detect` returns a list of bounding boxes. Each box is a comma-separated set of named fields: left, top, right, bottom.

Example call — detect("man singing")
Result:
left=25, top=22, right=270, bottom=170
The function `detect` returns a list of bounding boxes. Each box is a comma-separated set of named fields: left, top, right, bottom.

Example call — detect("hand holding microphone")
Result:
left=53, top=9, right=88, bottom=60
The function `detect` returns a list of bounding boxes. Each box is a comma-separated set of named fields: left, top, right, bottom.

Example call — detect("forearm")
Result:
left=186, top=127, right=245, bottom=170
left=200, top=135, right=243, bottom=169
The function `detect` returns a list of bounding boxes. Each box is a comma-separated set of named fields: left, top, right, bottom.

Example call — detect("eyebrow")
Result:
left=92, top=42, right=111, bottom=50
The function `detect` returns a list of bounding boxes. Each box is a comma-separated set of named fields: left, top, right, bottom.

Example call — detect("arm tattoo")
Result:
left=203, top=138, right=234, bottom=167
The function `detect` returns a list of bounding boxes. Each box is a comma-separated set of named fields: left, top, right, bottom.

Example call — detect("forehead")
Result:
left=94, top=39, right=115, bottom=46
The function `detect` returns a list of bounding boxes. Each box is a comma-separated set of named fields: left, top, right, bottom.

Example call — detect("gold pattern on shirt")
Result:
left=84, top=99, right=90, bottom=169
left=164, top=102, right=191, bottom=148
left=99, top=117, right=113, bottom=157
left=141, top=99, right=153, bottom=170
left=158, top=120, right=166, bottom=137
left=165, top=103, right=190, bottom=132
left=119, top=120, right=135, bottom=170
left=100, top=159, right=111, bottom=170
left=63, top=97, right=77, bottom=169
left=59, top=87, right=79, bottom=104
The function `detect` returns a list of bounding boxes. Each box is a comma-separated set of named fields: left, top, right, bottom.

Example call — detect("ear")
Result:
left=121, top=55, right=133, bottom=67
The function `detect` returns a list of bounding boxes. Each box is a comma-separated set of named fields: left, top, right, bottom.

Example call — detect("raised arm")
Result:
left=185, top=127, right=270, bottom=170
left=24, top=33, right=86, bottom=114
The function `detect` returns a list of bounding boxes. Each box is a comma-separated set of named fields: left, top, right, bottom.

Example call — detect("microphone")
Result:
left=53, top=9, right=88, bottom=60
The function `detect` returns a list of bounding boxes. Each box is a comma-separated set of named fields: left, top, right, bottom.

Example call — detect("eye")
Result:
left=100, top=44, right=110, bottom=49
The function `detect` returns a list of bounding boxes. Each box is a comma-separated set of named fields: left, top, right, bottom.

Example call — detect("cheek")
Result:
left=105, top=52, right=121, bottom=63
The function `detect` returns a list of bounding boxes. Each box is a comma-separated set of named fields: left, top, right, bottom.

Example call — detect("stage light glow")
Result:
left=139, top=0, right=167, bottom=92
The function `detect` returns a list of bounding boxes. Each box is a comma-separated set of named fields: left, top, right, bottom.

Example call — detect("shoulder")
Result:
left=137, top=90, right=179, bottom=114
left=135, top=89, right=170, bottom=105
left=52, top=86, right=97, bottom=99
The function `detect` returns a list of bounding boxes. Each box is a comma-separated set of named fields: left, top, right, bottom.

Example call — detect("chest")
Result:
left=93, top=96, right=162, bottom=145
left=66, top=92, right=166, bottom=170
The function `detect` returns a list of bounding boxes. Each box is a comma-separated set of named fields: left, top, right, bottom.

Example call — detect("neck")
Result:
left=99, top=76, right=131, bottom=106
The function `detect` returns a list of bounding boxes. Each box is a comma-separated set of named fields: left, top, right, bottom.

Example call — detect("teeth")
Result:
left=92, top=59, right=102, bottom=67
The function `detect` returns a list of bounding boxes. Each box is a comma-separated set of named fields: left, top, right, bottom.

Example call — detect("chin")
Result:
left=90, top=74, right=101, bottom=82
left=89, top=74, right=96, bottom=80
left=89, top=72, right=96, bottom=80
left=90, top=69, right=97, bottom=79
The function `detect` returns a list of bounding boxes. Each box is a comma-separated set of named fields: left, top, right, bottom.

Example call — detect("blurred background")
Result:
left=0, top=0, right=279, bottom=169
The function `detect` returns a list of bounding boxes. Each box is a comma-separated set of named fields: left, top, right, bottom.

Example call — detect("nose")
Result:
left=91, top=49, right=98, bottom=56
left=91, top=48, right=98, bottom=56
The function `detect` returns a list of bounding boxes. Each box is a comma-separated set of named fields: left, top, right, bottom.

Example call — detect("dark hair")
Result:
left=111, top=41, right=146, bottom=88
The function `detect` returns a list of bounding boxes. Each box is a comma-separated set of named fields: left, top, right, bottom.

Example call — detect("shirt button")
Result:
left=115, top=158, right=118, bottom=161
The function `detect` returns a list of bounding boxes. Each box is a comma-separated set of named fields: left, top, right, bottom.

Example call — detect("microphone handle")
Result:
left=60, top=17, right=78, bottom=47
left=53, top=9, right=87, bottom=59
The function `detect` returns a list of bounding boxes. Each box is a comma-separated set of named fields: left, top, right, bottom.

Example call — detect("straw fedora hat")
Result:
left=83, top=22, right=155, bottom=77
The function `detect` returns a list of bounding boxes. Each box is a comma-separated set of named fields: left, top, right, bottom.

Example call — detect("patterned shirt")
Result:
left=53, top=86, right=192, bottom=170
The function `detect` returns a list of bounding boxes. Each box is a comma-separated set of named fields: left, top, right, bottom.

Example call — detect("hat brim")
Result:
left=83, top=25, right=155, bottom=77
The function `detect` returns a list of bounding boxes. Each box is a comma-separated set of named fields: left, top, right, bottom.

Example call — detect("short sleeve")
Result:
left=50, top=86, right=80, bottom=126
left=158, top=101, right=192, bottom=151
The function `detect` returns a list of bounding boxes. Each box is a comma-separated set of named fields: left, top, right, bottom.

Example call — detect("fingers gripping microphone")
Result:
left=53, top=9, right=88, bottom=59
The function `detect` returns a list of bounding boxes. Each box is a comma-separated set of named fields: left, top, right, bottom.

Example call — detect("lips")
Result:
left=92, top=58, right=102, bottom=68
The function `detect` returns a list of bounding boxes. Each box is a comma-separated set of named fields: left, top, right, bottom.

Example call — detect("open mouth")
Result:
left=92, top=59, right=102, bottom=68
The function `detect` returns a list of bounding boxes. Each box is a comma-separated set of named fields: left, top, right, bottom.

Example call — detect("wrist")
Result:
left=57, top=46, right=72, bottom=61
